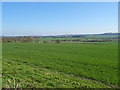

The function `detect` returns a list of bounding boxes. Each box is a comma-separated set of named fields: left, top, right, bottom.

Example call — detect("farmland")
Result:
left=2, top=41, right=119, bottom=88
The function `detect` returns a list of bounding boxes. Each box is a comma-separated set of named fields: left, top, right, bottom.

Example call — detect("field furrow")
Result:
left=2, top=42, right=118, bottom=88
left=3, top=59, right=112, bottom=88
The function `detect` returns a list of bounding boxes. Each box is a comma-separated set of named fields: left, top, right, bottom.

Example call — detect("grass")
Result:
left=2, top=42, right=119, bottom=88
left=3, top=59, right=110, bottom=88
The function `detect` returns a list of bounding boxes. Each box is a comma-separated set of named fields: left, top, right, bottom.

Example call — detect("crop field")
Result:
left=2, top=42, right=119, bottom=88
left=39, top=34, right=118, bottom=41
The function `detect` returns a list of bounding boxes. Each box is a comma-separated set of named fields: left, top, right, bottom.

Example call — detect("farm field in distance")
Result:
left=2, top=41, right=119, bottom=88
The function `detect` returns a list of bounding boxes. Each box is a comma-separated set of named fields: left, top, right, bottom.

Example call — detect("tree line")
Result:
left=2, top=36, right=40, bottom=43
left=2, top=36, right=116, bottom=43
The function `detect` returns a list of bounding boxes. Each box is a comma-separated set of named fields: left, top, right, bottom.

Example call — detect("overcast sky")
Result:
left=2, top=2, right=118, bottom=36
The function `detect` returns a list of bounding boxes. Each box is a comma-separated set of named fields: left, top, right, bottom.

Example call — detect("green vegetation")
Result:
left=39, top=34, right=118, bottom=41
left=0, top=43, right=2, bottom=89
left=2, top=42, right=118, bottom=88
left=3, top=59, right=110, bottom=88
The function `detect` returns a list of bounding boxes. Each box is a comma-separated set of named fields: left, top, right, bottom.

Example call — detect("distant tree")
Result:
left=86, top=38, right=88, bottom=43
left=55, top=40, right=60, bottom=43
left=43, top=41, right=48, bottom=43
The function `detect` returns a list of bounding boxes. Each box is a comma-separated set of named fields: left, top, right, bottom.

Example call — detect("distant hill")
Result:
left=40, top=33, right=119, bottom=38
left=2, top=33, right=119, bottom=38
left=94, top=33, right=120, bottom=36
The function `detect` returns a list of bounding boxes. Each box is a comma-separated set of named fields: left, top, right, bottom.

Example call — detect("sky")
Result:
left=2, top=2, right=118, bottom=36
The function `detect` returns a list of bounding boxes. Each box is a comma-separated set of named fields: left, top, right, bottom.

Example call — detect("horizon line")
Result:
left=2, top=32, right=119, bottom=37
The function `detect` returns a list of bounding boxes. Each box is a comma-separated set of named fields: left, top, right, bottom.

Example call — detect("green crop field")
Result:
left=39, top=35, right=118, bottom=41
left=2, top=42, right=119, bottom=88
